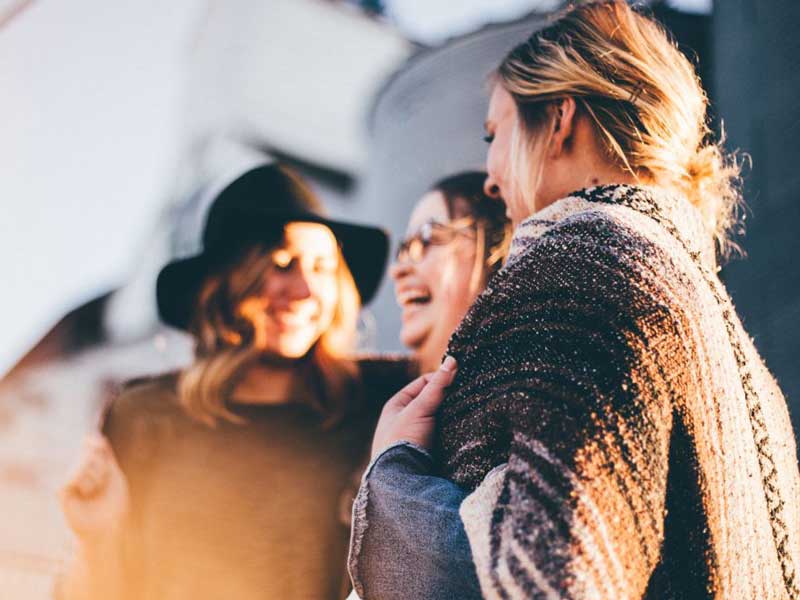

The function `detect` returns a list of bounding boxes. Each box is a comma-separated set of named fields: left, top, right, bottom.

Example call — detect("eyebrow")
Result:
left=484, top=120, right=492, bottom=131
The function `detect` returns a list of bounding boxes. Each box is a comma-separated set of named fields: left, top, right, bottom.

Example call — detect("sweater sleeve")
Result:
left=447, top=222, right=685, bottom=599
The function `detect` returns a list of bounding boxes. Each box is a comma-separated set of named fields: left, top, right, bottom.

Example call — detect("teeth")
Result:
left=398, top=290, right=431, bottom=306
left=271, top=311, right=316, bottom=325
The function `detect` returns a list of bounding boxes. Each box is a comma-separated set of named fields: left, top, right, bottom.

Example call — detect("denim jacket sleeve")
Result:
left=347, top=441, right=483, bottom=600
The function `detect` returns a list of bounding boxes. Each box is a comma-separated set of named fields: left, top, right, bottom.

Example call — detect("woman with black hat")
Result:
left=57, top=163, right=412, bottom=600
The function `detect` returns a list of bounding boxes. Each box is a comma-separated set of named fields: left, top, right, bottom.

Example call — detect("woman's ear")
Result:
left=548, top=97, right=577, bottom=158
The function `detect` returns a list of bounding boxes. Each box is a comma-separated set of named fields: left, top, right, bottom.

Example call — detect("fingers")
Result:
left=85, top=435, right=125, bottom=476
left=81, top=434, right=113, bottom=463
left=61, top=435, right=114, bottom=500
left=406, top=356, right=457, bottom=417
left=72, top=465, right=107, bottom=500
left=385, top=373, right=432, bottom=410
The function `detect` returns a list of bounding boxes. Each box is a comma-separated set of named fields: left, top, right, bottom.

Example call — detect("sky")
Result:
left=386, top=0, right=712, bottom=44
left=386, top=0, right=562, bottom=44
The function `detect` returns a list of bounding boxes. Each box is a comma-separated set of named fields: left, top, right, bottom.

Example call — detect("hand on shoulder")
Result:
left=59, top=434, right=130, bottom=545
left=370, top=356, right=457, bottom=460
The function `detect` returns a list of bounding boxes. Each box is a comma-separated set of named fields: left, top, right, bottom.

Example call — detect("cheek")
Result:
left=486, top=143, right=504, bottom=182
left=261, top=276, right=286, bottom=305
left=415, top=253, right=446, bottom=295
left=435, top=253, right=475, bottom=307
left=314, top=279, right=339, bottom=320
left=494, top=131, right=513, bottom=172
left=508, top=194, right=529, bottom=222
left=238, top=297, right=267, bottom=327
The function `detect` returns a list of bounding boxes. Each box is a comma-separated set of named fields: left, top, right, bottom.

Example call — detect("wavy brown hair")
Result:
left=177, top=236, right=361, bottom=428
left=496, top=0, right=742, bottom=257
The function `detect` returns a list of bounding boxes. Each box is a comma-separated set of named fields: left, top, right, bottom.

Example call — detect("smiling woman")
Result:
left=178, top=219, right=361, bottom=428
left=234, top=223, right=343, bottom=359
left=57, top=164, right=413, bottom=600
left=391, top=171, right=511, bottom=372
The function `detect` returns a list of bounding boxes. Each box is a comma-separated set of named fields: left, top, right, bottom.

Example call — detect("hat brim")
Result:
left=157, top=216, right=389, bottom=330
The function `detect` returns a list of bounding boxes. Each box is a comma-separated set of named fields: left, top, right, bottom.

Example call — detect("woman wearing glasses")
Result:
left=347, top=173, right=510, bottom=599
left=391, top=172, right=511, bottom=373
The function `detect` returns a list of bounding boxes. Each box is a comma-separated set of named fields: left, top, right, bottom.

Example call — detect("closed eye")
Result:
left=313, top=259, right=337, bottom=274
left=272, top=250, right=294, bottom=271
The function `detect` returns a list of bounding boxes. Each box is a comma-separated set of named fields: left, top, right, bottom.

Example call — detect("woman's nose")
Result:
left=389, top=257, right=413, bottom=281
left=286, top=271, right=312, bottom=300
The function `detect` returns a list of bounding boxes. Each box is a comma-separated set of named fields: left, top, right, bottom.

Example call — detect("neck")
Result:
left=582, top=168, right=639, bottom=190
left=416, top=349, right=438, bottom=374
left=232, top=362, right=297, bottom=405
left=416, top=338, right=450, bottom=373
left=535, top=116, right=642, bottom=214
left=536, top=170, right=640, bottom=215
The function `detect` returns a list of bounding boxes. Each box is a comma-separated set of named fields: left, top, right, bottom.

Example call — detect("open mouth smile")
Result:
left=397, top=289, right=432, bottom=307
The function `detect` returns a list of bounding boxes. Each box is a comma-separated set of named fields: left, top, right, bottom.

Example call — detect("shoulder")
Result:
left=453, top=204, right=690, bottom=355
left=514, top=207, right=655, bottom=270
left=106, top=372, right=181, bottom=421
left=504, top=186, right=707, bottom=295
left=356, top=354, right=417, bottom=403
left=495, top=204, right=684, bottom=310
left=101, top=372, right=185, bottom=453
left=357, top=353, right=416, bottom=379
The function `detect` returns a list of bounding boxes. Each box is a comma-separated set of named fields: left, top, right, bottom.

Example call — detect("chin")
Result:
left=279, top=348, right=310, bottom=359
left=414, top=344, right=443, bottom=373
left=399, top=325, right=428, bottom=351
left=271, top=335, right=319, bottom=359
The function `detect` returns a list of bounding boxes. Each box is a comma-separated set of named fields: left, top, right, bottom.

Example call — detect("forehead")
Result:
left=487, top=84, right=516, bottom=125
left=281, top=221, right=338, bottom=256
left=407, top=191, right=449, bottom=233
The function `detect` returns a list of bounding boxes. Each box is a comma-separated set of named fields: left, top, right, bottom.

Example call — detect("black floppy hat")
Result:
left=156, top=164, right=389, bottom=330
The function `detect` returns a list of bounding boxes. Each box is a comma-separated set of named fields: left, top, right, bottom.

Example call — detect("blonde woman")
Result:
left=58, top=164, right=412, bottom=600
left=351, top=2, right=800, bottom=599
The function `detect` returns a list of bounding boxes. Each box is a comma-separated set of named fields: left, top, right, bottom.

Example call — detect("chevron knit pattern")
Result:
left=436, top=185, right=800, bottom=599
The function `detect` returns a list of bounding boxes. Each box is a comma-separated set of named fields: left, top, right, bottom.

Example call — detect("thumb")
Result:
left=406, top=356, right=457, bottom=417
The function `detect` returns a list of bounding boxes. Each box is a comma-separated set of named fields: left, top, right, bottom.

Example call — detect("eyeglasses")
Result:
left=395, top=218, right=475, bottom=264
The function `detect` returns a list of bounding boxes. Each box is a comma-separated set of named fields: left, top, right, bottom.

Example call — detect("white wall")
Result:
left=0, top=0, right=201, bottom=375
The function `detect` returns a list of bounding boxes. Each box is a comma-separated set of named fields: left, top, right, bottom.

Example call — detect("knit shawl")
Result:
left=436, top=185, right=800, bottom=599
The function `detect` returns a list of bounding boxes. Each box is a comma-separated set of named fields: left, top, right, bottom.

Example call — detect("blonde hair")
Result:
left=177, top=238, right=361, bottom=428
left=497, top=0, right=742, bottom=256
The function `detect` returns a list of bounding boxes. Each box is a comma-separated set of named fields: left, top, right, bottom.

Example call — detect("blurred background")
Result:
left=1, top=0, right=797, bottom=596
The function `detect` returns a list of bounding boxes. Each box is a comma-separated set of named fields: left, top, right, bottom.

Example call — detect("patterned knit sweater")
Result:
left=436, top=185, right=800, bottom=599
